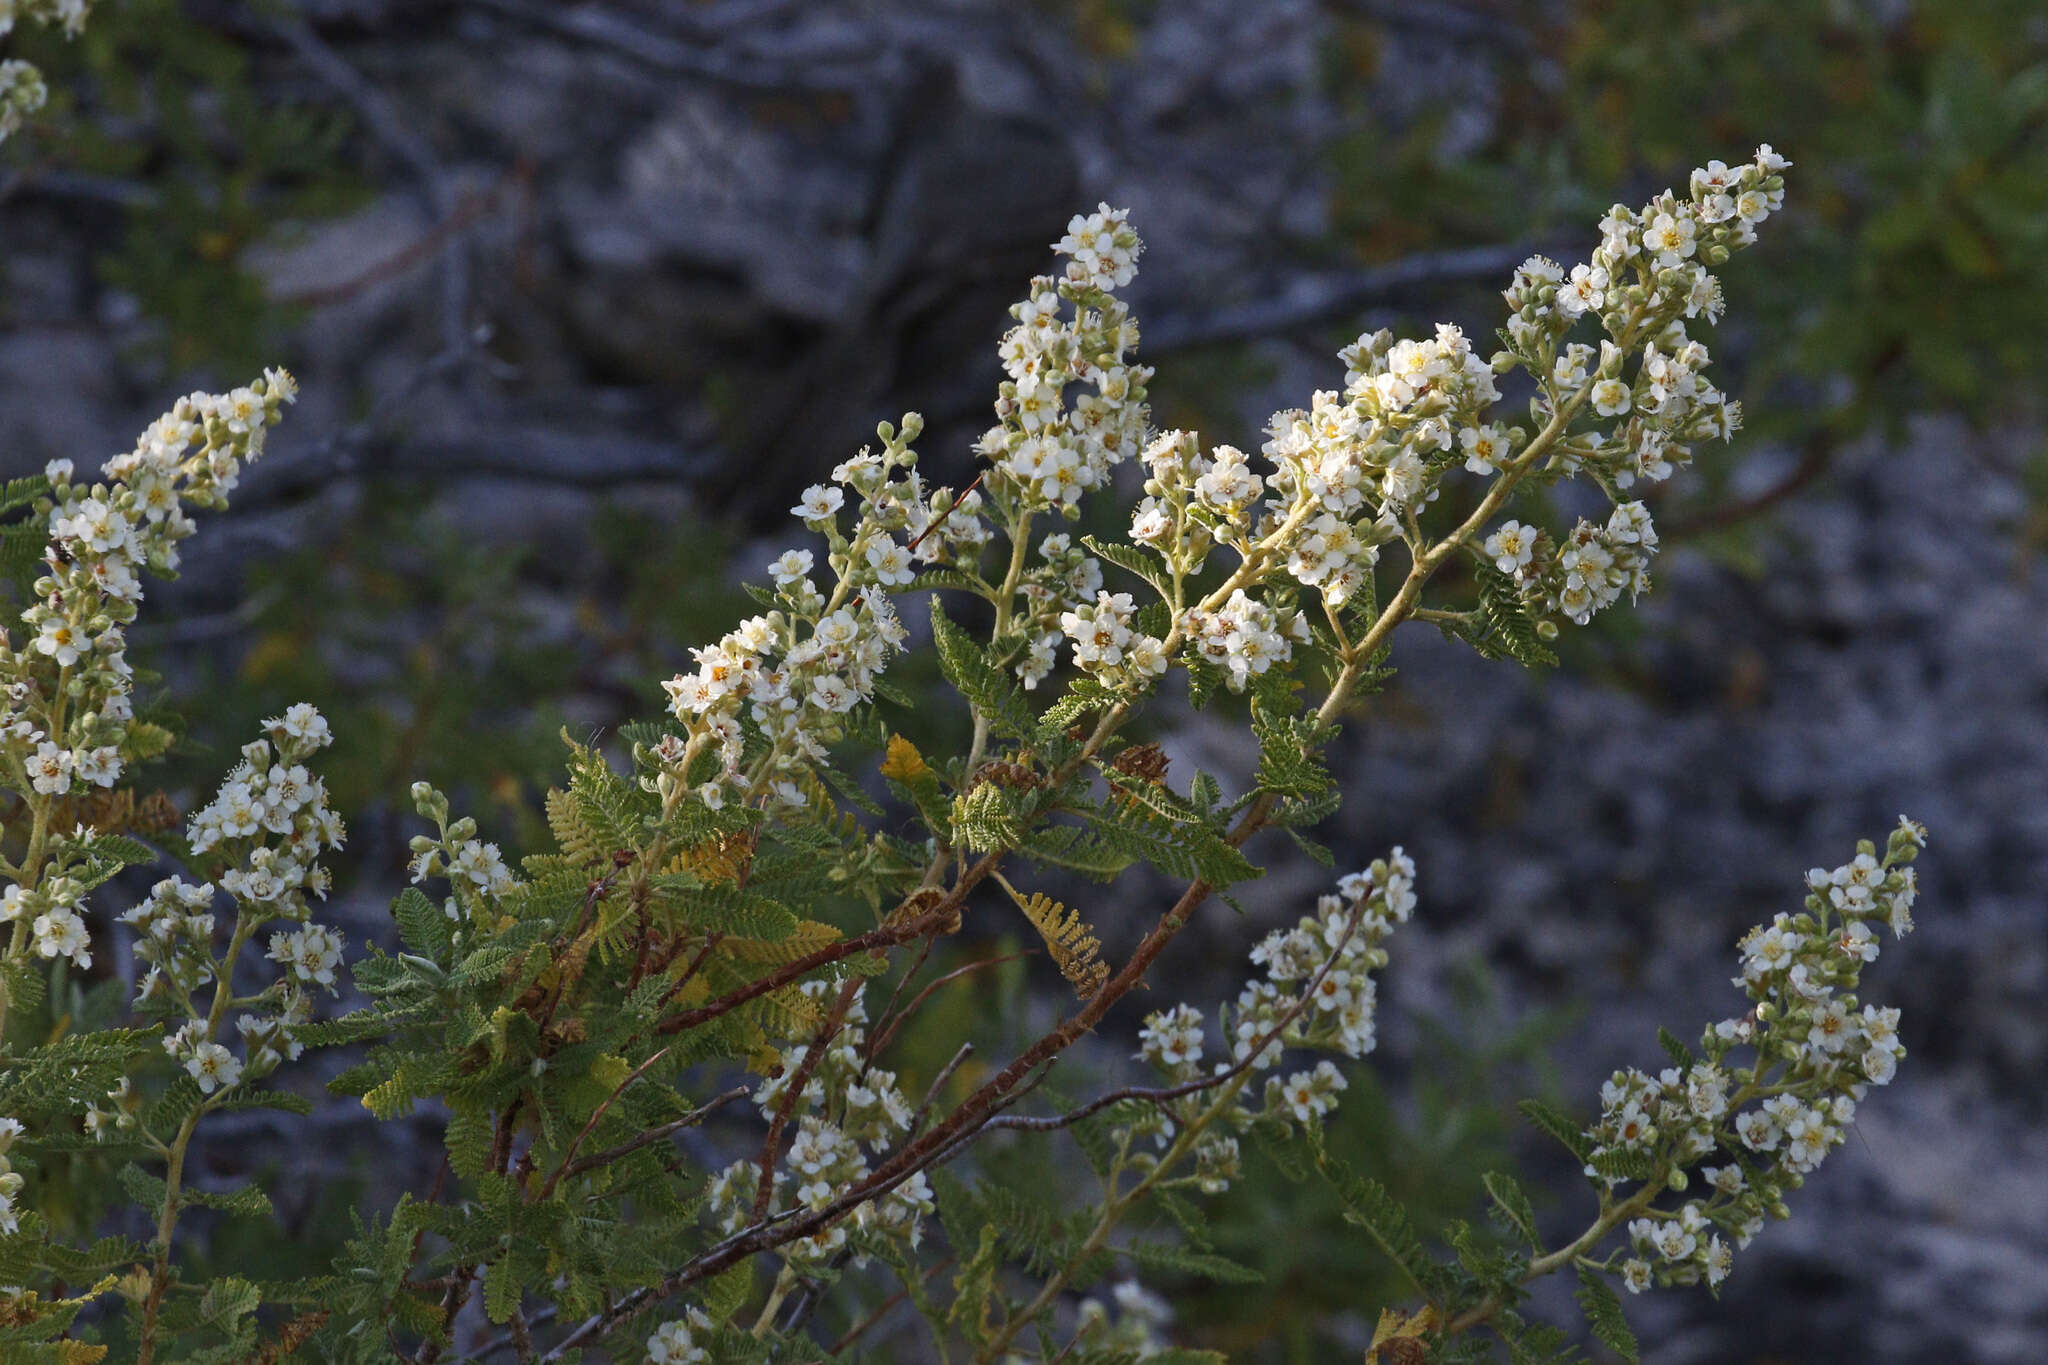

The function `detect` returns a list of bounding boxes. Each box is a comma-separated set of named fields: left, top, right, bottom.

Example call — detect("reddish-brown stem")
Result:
left=863, top=931, right=942, bottom=1067
left=655, top=888, right=982, bottom=1038
left=554, top=1087, right=748, bottom=1184
left=826, top=1255, right=955, bottom=1355
left=658, top=932, right=725, bottom=1011
left=865, top=950, right=1031, bottom=1064
left=538, top=1044, right=673, bottom=1201
left=905, top=471, right=988, bottom=553
left=415, top=1099, right=522, bottom=1364
left=750, top=977, right=862, bottom=1223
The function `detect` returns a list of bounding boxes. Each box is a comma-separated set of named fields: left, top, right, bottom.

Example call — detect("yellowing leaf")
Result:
left=880, top=734, right=933, bottom=783
left=1366, top=1304, right=1437, bottom=1363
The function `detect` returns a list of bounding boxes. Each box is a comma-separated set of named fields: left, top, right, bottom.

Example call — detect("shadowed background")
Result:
left=2, top=1, right=2045, bottom=1360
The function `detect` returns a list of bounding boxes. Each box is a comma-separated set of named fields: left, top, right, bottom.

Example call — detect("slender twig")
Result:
left=555, top=1087, right=748, bottom=1184
left=910, top=1042, right=975, bottom=1135
left=985, top=893, right=1368, bottom=1134
left=750, top=978, right=862, bottom=1222
left=824, top=1255, right=954, bottom=1355
left=655, top=902, right=961, bottom=1037
left=866, top=951, right=1030, bottom=1064
left=456, top=1306, right=558, bottom=1363
left=905, top=470, right=988, bottom=553
left=862, top=931, right=942, bottom=1068
left=538, top=1045, right=673, bottom=1200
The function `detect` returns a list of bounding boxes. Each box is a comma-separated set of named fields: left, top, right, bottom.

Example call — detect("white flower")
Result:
left=793, top=485, right=844, bottom=521
left=1806, top=998, right=1853, bottom=1056
left=34, top=617, right=82, bottom=666
left=268, top=924, right=345, bottom=987
left=28, top=741, right=72, bottom=794
left=769, top=548, right=813, bottom=586
left=450, top=840, right=513, bottom=892
left=186, top=1042, right=243, bottom=1094
left=32, top=908, right=90, bottom=967
left=73, top=745, right=121, bottom=788
left=1460, top=423, right=1509, bottom=475
left=1622, top=1259, right=1654, bottom=1294
left=1705, top=1235, right=1734, bottom=1287
left=646, top=1313, right=711, bottom=1364
left=1590, top=377, right=1633, bottom=417
left=1735, top=1108, right=1779, bottom=1152
left=864, top=537, right=916, bottom=586
left=276, top=702, right=332, bottom=748
left=1644, top=210, right=1698, bottom=267
left=1557, top=263, right=1608, bottom=318
left=1137, top=1004, right=1205, bottom=1070
left=1483, top=521, right=1536, bottom=574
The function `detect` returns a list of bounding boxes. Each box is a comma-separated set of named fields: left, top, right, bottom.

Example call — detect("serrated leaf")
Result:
left=1518, top=1098, right=1593, bottom=1164
left=1473, top=560, right=1558, bottom=668
left=931, top=598, right=1035, bottom=740
left=1310, top=1129, right=1431, bottom=1295
left=1081, top=534, right=1170, bottom=597
left=1574, top=1263, right=1639, bottom=1363
left=483, top=1253, right=520, bottom=1324
left=1119, top=1240, right=1262, bottom=1286
left=1483, top=1170, right=1542, bottom=1249
left=394, top=887, right=452, bottom=961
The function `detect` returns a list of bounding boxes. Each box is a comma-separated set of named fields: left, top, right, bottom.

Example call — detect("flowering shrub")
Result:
left=0, top=49, right=1930, bottom=1361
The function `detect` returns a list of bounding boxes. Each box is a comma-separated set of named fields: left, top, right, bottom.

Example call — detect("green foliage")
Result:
left=1308, top=1127, right=1440, bottom=1299
left=1573, top=1263, right=1640, bottom=1364
left=0, top=32, right=1919, bottom=1357
left=1482, top=1171, right=1542, bottom=1251
left=1470, top=562, right=1561, bottom=669
left=932, top=598, right=1037, bottom=741
left=1518, top=1098, right=1594, bottom=1167
left=7, top=0, right=371, bottom=376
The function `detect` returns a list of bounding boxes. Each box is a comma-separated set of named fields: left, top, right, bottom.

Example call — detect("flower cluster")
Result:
left=1232, top=848, right=1415, bottom=1068
left=1066, top=1279, right=1175, bottom=1359
left=120, top=877, right=222, bottom=1003
left=185, top=706, right=345, bottom=904
left=0, top=1115, right=25, bottom=1234
left=646, top=1307, right=712, bottom=1364
left=1121, top=851, right=1417, bottom=1192
left=407, top=780, right=518, bottom=925
left=1581, top=818, right=1925, bottom=1294
left=657, top=422, right=942, bottom=812
left=128, top=709, right=347, bottom=1104
left=1485, top=499, right=1658, bottom=626
left=702, top=980, right=933, bottom=1265
left=0, top=0, right=92, bottom=144
left=1183, top=588, right=1312, bottom=693
left=6, top=865, right=90, bottom=969
left=1058, top=590, right=1167, bottom=688
left=985, top=205, right=1150, bottom=514
left=1461, top=147, right=1789, bottom=629
left=0, top=371, right=294, bottom=975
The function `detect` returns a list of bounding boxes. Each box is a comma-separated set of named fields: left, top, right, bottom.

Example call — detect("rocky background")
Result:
left=2, top=1, right=2044, bottom=1360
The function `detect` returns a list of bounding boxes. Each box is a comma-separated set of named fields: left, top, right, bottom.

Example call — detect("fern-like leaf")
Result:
left=1006, top=884, right=1108, bottom=999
